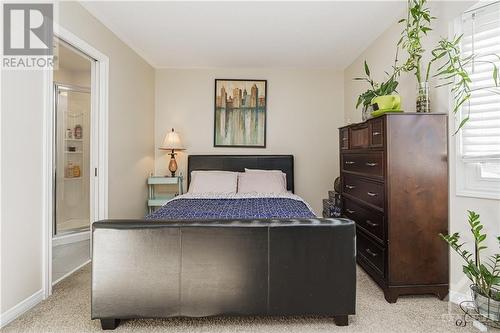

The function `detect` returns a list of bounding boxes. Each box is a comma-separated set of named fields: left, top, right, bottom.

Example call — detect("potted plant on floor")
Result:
left=398, top=0, right=500, bottom=131
left=440, top=211, right=500, bottom=322
left=354, top=59, right=401, bottom=121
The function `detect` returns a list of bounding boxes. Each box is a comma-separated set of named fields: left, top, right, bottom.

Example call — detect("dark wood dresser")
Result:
left=339, top=113, right=449, bottom=303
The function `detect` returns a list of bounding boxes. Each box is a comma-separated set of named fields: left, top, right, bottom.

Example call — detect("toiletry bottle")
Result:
left=67, top=162, right=74, bottom=178
left=73, top=165, right=81, bottom=178
left=74, top=125, right=82, bottom=139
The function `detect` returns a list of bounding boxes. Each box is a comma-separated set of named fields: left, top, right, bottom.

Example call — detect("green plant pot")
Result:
left=471, top=285, right=500, bottom=322
left=371, top=94, right=401, bottom=112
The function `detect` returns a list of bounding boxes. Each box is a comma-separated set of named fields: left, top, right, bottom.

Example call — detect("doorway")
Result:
left=52, top=38, right=93, bottom=284
left=44, top=25, right=109, bottom=298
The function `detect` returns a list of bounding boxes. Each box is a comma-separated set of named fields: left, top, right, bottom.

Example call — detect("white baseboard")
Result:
left=52, top=230, right=90, bottom=247
left=52, top=259, right=91, bottom=286
left=0, top=289, right=44, bottom=328
left=449, top=290, right=469, bottom=304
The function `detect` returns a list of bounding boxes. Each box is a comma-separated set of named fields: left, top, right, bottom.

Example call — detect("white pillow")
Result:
left=189, top=171, right=238, bottom=194
left=238, top=171, right=287, bottom=194
left=244, top=168, right=287, bottom=189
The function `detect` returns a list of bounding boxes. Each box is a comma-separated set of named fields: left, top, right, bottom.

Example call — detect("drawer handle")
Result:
left=365, top=162, right=378, bottom=167
left=345, top=184, right=356, bottom=189
left=366, top=220, right=379, bottom=227
left=346, top=209, right=356, bottom=214
left=345, top=161, right=355, bottom=165
left=342, top=138, right=348, bottom=141
left=372, top=131, right=381, bottom=136
left=366, top=248, right=378, bottom=257
left=367, top=191, right=378, bottom=197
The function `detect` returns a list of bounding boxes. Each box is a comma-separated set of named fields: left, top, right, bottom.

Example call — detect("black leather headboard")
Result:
left=187, top=155, right=294, bottom=193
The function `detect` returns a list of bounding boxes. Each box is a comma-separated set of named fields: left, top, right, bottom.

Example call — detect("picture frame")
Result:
left=214, top=79, right=267, bottom=148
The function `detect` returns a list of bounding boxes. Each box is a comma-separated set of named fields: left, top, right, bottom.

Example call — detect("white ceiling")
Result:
left=82, top=1, right=406, bottom=69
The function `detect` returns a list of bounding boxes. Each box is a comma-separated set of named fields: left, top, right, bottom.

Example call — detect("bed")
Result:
left=91, top=155, right=356, bottom=330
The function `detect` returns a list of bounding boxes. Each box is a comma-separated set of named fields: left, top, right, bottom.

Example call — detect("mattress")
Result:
left=146, top=192, right=316, bottom=220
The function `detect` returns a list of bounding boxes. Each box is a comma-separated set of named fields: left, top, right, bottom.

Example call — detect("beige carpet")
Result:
left=3, top=264, right=478, bottom=333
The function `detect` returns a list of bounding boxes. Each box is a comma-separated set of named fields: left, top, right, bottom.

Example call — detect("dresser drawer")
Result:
left=343, top=174, right=385, bottom=209
left=357, top=230, right=385, bottom=276
left=341, top=153, right=384, bottom=178
left=370, top=118, right=384, bottom=147
left=343, top=198, right=385, bottom=242
left=340, top=128, right=349, bottom=150
left=350, top=124, right=369, bottom=149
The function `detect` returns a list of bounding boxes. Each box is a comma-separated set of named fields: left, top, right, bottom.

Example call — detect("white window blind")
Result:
left=461, top=2, right=500, bottom=161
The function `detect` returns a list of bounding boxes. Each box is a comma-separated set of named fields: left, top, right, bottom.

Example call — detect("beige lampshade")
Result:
left=160, top=128, right=185, bottom=150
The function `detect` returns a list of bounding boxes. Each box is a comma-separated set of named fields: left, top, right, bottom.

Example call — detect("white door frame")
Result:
left=42, top=24, right=109, bottom=298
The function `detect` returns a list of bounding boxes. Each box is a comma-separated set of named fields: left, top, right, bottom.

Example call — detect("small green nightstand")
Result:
left=147, top=176, right=183, bottom=214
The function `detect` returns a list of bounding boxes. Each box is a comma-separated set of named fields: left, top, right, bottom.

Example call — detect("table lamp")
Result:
left=159, top=128, right=185, bottom=177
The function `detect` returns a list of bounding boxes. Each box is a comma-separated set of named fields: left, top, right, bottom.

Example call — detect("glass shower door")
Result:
left=54, top=84, right=91, bottom=235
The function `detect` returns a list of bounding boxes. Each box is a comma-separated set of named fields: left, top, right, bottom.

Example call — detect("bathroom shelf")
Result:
left=64, top=138, right=83, bottom=142
left=65, top=151, right=83, bottom=154
left=64, top=177, right=82, bottom=180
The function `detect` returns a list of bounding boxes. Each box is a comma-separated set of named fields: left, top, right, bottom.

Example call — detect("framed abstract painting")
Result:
left=214, top=79, right=267, bottom=147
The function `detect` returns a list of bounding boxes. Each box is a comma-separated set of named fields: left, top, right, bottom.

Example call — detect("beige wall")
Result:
left=1, top=70, right=46, bottom=316
left=343, top=1, right=499, bottom=298
left=1, top=1, right=155, bottom=320
left=155, top=68, right=344, bottom=214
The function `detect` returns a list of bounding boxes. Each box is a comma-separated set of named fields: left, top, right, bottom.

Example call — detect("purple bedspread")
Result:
left=146, top=197, right=315, bottom=220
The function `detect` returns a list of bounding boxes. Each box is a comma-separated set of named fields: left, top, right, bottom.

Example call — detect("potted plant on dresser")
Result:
left=354, top=59, right=401, bottom=121
left=440, top=211, right=500, bottom=322
left=398, top=0, right=500, bottom=131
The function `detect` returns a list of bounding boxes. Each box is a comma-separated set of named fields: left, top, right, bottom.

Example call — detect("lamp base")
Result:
left=168, top=150, right=178, bottom=177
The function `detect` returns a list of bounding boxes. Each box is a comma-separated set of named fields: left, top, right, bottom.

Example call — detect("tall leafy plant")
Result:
left=397, top=0, right=433, bottom=85
left=440, top=211, right=500, bottom=301
left=398, top=0, right=500, bottom=131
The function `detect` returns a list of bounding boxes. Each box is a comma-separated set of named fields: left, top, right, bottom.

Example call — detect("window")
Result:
left=457, top=2, right=500, bottom=199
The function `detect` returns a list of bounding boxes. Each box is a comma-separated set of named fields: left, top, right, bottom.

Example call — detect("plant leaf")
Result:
left=454, top=116, right=469, bottom=134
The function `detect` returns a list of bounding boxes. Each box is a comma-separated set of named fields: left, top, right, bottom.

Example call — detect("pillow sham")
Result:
left=238, top=171, right=287, bottom=194
left=189, top=171, right=238, bottom=194
left=244, top=168, right=287, bottom=189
